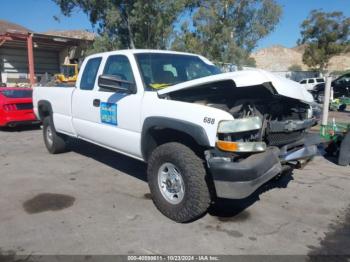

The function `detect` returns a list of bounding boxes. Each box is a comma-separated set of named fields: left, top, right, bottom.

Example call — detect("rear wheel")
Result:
left=147, top=142, right=211, bottom=222
left=43, top=117, right=68, bottom=154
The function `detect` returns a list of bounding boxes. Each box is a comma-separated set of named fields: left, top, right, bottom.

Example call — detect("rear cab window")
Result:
left=308, top=79, right=315, bottom=84
left=316, top=78, right=324, bottom=83
left=0, top=89, right=32, bottom=98
left=80, top=57, right=102, bottom=90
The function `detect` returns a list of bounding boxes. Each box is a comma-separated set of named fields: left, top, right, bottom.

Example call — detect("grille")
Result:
left=265, top=131, right=304, bottom=146
left=16, top=103, right=33, bottom=110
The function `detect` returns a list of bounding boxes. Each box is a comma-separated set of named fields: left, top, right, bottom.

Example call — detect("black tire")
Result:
left=43, top=117, right=68, bottom=154
left=147, top=142, right=211, bottom=222
left=147, top=142, right=211, bottom=223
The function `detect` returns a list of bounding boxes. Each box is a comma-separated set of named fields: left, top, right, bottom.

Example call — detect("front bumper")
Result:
left=279, top=133, right=321, bottom=162
left=207, top=147, right=282, bottom=199
left=207, top=134, right=320, bottom=199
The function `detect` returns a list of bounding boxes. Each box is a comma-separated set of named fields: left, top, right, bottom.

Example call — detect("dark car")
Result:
left=312, top=73, right=350, bottom=103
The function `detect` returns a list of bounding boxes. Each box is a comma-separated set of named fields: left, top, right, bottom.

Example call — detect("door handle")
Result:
left=93, top=99, right=100, bottom=107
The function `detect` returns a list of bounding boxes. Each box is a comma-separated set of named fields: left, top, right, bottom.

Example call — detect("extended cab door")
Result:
left=71, top=54, right=143, bottom=159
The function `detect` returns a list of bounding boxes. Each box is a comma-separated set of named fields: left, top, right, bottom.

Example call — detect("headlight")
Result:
left=217, top=116, right=262, bottom=133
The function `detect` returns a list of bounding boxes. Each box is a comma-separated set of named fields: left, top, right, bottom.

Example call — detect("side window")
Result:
left=80, top=57, right=102, bottom=90
left=308, top=79, right=315, bottom=84
left=300, top=80, right=307, bottom=84
left=103, top=55, right=135, bottom=83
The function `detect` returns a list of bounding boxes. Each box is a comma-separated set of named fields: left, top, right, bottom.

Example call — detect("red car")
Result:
left=0, top=87, right=40, bottom=127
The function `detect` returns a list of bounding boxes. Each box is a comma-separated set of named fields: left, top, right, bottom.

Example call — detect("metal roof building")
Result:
left=0, top=20, right=94, bottom=86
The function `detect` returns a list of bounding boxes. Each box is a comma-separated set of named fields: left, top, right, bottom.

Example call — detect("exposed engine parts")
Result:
left=167, top=83, right=315, bottom=147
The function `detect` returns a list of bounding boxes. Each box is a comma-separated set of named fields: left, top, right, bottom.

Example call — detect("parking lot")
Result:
left=0, top=120, right=349, bottom=256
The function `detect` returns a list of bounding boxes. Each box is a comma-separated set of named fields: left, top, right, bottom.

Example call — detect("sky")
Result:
left=0, top=0, right=349, bottom=50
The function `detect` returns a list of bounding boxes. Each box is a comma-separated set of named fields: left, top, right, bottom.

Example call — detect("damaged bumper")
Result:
left=207, top=147, right=282, bottom=199
left=279, top=133, right=321, bottom=162
left=207, top=134, right=320, bottom=199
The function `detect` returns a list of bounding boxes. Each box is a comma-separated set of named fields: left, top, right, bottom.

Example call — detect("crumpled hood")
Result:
left=158, top=69, right=314, bottom=103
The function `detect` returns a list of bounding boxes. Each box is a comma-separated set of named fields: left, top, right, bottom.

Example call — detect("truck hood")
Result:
left=158, top=69, right=314, bottom=103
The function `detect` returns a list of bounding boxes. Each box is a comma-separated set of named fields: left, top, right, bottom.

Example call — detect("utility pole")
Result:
left=321, top=75, right=332, bottom=135
left=27, top=33, right=35, bottom=87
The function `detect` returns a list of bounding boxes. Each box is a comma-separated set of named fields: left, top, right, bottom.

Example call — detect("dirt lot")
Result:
left=0, top=110, right=349, bottom=257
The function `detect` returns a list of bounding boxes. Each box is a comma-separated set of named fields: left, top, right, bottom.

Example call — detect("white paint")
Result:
left=33, top=49, right=314, bottom=161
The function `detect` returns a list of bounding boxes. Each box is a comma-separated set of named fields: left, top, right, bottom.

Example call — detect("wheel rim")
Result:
left=46, top=125, right=53, bottom=146
left=157, top=162, right=185, bottom=205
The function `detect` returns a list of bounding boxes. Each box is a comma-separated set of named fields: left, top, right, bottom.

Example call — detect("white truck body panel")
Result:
left=33, top=49, right=314, bottom=162
left=141, top=92, right=233, bottom=147
left=158, top=69, right=314, bottom=103
left=33, top=86, right=76, bottom=136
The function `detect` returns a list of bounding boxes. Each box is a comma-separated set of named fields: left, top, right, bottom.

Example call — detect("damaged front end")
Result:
left=162, top=78, right=318, bottom=162
left=204, top=105, right=318, bottom=199
left=160, top=74, right=320, bottom=199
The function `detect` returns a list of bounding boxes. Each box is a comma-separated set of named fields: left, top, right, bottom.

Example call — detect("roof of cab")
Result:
left=86, top=49, right=200, bottom=59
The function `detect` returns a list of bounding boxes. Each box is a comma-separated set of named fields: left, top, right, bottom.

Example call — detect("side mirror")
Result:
left=98, top=74, right=136, bottom=94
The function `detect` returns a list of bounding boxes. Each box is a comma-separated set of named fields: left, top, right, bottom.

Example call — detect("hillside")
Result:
left=251, top=45, right=350, bottom=71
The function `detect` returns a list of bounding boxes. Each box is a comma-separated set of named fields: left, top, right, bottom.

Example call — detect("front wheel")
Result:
left=43, top=117, right=68, bottom=154
left=147, top=142, right=211, bottom=222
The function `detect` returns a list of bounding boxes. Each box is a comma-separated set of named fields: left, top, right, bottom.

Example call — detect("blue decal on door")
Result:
left=100, top=102, right=118, bottom=125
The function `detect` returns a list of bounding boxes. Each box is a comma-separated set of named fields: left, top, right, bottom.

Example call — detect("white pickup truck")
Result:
left=33, top=49, right=318, bottom=222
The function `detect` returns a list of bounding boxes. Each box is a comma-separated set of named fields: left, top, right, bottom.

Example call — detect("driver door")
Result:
left=72, top=54, right=143, bottom=158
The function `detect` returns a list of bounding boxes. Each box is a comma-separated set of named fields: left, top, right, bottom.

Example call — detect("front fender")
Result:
left=141, top=117, right=211, bottom=160
left=141, top=92, right=234, bottom=148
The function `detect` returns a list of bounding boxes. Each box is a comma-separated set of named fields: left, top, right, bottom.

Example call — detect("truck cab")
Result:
left=33, top=50, right=318, bottom=222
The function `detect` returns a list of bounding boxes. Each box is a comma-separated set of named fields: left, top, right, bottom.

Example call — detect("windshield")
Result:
left=1, top=89, right=32, bottom=98
left=135, top=53, right=221, bottom=90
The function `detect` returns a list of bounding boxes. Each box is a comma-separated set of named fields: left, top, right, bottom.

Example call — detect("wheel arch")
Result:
left=141, top=117, right=210, bottom=161
left=37, top=100, right=53, bottom=120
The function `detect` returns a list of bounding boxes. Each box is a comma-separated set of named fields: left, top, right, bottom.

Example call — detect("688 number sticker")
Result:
left=203, top=117, right=215, bottom=125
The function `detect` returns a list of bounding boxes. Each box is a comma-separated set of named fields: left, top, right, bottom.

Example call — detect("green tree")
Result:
left=53, top=0, right=196, bottom=51
left=299, top=10, right=350, bottom=72
left=288, top=64, right=302, bottom=71
left=172, top=0, right=282, bottom=66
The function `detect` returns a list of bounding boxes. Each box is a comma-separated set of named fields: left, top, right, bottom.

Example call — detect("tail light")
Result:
left=3, top=104, right=17, bottom=111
